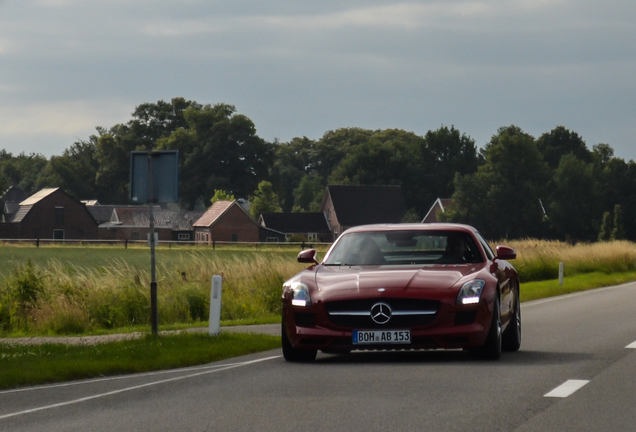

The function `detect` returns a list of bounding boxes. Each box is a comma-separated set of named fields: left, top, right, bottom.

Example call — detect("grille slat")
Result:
left=325, top=298, right=440, bottom=329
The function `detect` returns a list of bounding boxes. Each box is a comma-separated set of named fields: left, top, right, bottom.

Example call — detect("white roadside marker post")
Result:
left=209, top=275, right=223, bottom=336
left=559, top=262, right=564, bottom=286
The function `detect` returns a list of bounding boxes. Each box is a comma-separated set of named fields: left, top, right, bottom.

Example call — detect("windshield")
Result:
left=324, top=230, right=483, bottom=266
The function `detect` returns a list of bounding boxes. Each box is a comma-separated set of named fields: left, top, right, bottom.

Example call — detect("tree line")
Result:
left=1, top=97, right=634, bottom=242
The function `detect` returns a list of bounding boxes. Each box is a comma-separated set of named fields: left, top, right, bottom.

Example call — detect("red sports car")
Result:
left=281, top=223, right=520, bottom=362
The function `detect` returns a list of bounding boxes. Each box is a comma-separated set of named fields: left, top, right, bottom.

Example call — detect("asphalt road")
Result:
left=1, top=282, right=636, bottom=432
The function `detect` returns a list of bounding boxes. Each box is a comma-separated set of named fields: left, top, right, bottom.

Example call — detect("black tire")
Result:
left=502, top=285, right=521, bottom=352
left=281, top=322, right=317, bottom=362
left=470, top=298, right=502, bottom=360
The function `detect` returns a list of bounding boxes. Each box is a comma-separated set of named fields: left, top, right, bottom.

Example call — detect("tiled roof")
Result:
left=87, top=205, right=146, bottom=224
left=87, top=206, right=118, bottom=224
left=260, top=212, right=330, bottom=233
left=192, top=200, right=235, bottom=228
left=8, top=205, right=33, bottom=223
left=103, top=208, right=205, bottom=230
left=327, top=185, right=406, bottom=226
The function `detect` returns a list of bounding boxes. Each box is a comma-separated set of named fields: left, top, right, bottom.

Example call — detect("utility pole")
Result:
left=148, top=152, right=158, bottom=335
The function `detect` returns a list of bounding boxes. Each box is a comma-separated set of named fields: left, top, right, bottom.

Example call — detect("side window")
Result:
left=475, top=232, right=495, bottom=260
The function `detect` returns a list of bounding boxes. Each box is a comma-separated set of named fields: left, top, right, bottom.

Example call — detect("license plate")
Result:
left=352, top=330, right=411, bottom=344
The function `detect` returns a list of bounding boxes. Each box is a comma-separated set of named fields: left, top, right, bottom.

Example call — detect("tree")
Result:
left=424, top=126, right=479, bottom=199
left=313, top=128, right=374, bottom=180
left=210, top=190, right=235, bottom=205
left=591, top=146, right=636, bottom=241
left=401, top=208, right=421, bottom=223
left=611, top=204, right=625, bottom=240
left=158, top=103, right=273, bottom=209
left=329, top=129, right=435, bottom=215
left=93, top=126, right=139, bottom=204
left=127, top=98, right=202, bottom=150
left=250, top=181, right=282, bottom=218
left=43, top=140, right=100, bottom=200
left=0, top=152, right=49, bottom=196
left=292, top=174, right=324, bottom=212
left=270, top=137, right=316, bottom=212
left=536, top=126, right=591, bottom=169
left=445, top=126, right=549, bottom=239
left=598, top=212, right=612, bottom=241
left=547, top=155, right=599, bottom=241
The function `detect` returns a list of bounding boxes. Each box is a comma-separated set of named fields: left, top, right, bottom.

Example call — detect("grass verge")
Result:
left=0, top=316, right=281, bottom=339
left=0, top=332, right=281, bottom=390
left=520, top=271, right=636, bottom=302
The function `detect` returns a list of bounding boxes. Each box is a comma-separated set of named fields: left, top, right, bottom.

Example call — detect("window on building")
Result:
left=308, top=233, right=317, bottom=241
left=266, top=237, right=278, bottom=243
left=55, top=207, right=64, bottom=225
left=53, top=229, right=64, bottom=240
left=131, top=232, right=140, bottom=240
left=231, top=233, right=238, bottom=242
left=178, top=233, right=190, bottom=240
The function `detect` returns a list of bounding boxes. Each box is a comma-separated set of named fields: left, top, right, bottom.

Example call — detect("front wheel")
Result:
left=470, top=298, right=502, bottom=360
left=281, top=321, right=317, bottom=362
left=502, top=286, right=521, bottom=352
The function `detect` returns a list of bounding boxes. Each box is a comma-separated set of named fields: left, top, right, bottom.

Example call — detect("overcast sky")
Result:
left=1, top=0, right=635, bottom=162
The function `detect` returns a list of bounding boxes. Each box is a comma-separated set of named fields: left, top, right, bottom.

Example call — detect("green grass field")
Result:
left=1, top=241, right=635, bottom=337
left=1, top=241, right=636, bottom=390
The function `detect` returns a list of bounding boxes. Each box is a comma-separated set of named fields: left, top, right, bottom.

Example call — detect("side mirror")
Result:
left=298, top=249, right=319, bottom=264
left=495, top=245, right=516, bottom=261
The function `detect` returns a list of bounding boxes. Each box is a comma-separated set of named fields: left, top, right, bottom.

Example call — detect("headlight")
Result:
left=284, top=282, right=312, bottom=307
left=456, top=280, right=485, bottom=305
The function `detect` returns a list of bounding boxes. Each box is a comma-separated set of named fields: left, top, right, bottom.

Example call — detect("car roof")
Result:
left=342, top=223, right=478, bottom=235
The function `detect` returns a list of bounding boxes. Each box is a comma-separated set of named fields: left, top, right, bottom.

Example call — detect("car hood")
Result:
left=314, top=264, right=484, bottom=296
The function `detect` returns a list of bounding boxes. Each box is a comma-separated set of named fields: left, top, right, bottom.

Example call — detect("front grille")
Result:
left=325, top=298, right=439, bottom=329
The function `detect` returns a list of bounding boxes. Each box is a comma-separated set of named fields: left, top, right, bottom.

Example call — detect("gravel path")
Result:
left=0, top=324, right=280, bottom=346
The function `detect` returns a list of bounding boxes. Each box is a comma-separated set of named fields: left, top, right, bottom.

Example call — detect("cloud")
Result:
left=141, top=2, right=496, bottom=37
left=0, top=98, right=132, bottom=139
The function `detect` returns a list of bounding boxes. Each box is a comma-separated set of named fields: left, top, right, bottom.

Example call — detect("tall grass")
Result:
left=0, top=249, right=308, bottom=335
left=1, top=240, right=634, bottom=335
left=500, top=239, right=636, bottom=282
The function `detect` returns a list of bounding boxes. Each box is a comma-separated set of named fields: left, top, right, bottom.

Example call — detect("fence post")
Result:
left=209, top=275, right=223, bottom=336
left=559, top=262, right=564, bottom=286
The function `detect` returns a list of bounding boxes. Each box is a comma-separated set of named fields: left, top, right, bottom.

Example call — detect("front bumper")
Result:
left=282, top=298, right=493, bottom=351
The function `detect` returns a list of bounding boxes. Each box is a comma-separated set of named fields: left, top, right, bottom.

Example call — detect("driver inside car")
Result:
left=438, top=235, right=467, bottom=263
left=358, top=237, right=385, bottom=265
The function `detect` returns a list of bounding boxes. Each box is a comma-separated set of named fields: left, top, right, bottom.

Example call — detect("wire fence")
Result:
left=0, top=238, right=333, bottom=250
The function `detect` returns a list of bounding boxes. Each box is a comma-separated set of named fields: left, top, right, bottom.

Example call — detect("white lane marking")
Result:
left=0, top=355, right=280, bottom=420
left=0, top=360, right=250, bottom=395
left=544, top=380, right=590, bottom=398
left=626, top=341, right=636, bottom=349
